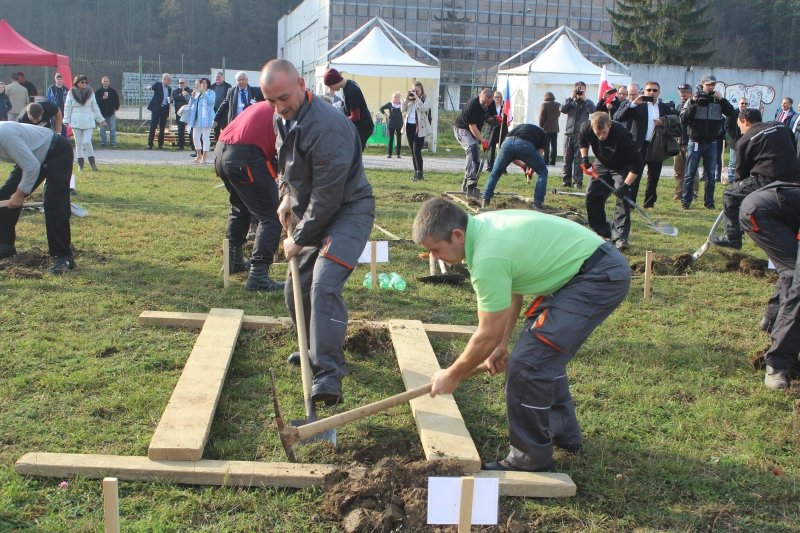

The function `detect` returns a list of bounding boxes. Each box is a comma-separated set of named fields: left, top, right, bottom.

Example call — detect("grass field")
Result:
left=0, top=154, right=798, bottom=532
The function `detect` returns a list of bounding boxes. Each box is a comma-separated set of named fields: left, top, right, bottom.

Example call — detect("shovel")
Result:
left=273, top=362, right=491, bottom=459
left=552, top=188, right=587, bottom=197
left=691, top=210, right=725, bottom=262
left=286, top=249, right=336, bottom=448
left=0, top=199, right=88, bottom=217
left=581, top=164, right=678, bottom=237
left=417, top=255, right=465, bottom=285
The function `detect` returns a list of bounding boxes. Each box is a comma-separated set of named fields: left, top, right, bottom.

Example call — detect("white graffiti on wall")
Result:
left=714, top=82, right=776, bottom=109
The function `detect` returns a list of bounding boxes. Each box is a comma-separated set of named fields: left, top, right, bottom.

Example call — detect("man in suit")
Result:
left=774, top=97, right=796, bottom=127
left=147, top=73, right=172, bottom=150
left=614, top=81, right=675, bottom=213
left=214, top=72, right=264, bottom=130
left=172, top=79, right=191, bottom=150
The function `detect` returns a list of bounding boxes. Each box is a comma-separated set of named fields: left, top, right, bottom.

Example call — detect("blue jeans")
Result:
left=683, top=140, right=717, bottom=207
left=99, top=114, right=117, bottom=146
left=482, top=136, right=548, bottom=205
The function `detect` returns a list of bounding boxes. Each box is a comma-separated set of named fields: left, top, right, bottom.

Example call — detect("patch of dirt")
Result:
left=0, top=248, right=49, bottom=279
left=749, top=346, right=769, bottom=370
left=720, top=251, right=771, bottom=277
left=387, top=192, right=409, bottom=202
left=344, top=324, right=391, bottom=355
left=410, top=192, right=433, bottom=202
left=351, top=439, right=418, bottom=464
left=630, top=253, right=694, bottom=276
left=321, top=457, right=465, bottom=532
left=494, top=197, right=531, bottom=210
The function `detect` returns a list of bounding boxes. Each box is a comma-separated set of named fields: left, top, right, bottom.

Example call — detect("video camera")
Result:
left=694, top=85, right=715, bottom=104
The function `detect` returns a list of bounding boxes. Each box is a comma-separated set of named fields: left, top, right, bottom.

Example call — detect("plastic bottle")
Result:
left=390, top=272, right=407, bottom=291
left=378, top=273, right=391, bottom=289
left=363, top=271, right=372, bottom=288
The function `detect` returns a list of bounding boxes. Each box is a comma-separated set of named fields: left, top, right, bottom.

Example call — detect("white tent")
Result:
left=496, top=26, right=630, bottom=153
left=315, top=17, right=441, bottom=151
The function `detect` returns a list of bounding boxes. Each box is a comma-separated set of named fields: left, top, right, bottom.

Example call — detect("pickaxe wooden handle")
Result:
left=276, top=363, right=492, bottom=451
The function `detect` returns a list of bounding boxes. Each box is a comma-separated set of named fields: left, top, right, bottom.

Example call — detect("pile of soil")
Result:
left=345, top=324, right=391, bottom=355
left=0, top=248, right=50, bottom=279
left=630, top=253, right=693, bottom=276
left=410, top=193, right=434, bottom=202
left=749, top=346, right=768, bottom=370
left=493, top=197, right=531, bottom=210
left=720, top=251, right=771, bottom=277
left=321, top=457, right=464, bottom=532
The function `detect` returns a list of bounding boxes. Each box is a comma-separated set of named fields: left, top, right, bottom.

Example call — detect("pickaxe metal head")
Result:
left=270, top=369, right=298, bottom=462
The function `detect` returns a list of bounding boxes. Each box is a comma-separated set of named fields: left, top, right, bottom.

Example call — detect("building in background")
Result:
left=278, top=0, right=617, bottom=109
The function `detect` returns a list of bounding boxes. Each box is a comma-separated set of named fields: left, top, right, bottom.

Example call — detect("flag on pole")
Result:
left=502, top=78, right=512, bottom=125
left=598, top=64, right=612, bottom=103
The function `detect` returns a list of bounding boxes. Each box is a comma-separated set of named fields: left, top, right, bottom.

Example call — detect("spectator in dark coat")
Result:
left=379, top=91, right=404, bottom=158
left=538, top=92, right=560, bottom=165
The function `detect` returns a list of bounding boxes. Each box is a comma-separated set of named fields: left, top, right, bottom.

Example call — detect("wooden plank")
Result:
left=644, top=250, right=653, bottom=299
left=138, top=311, right=475, bottom=338
left=472, top=470, right=576, bottom=498
left=15, top=453, right=574, bottom=497
left=148, top=308, right=244, bottom=461
left=15, top=453, right=339, bottom=490
left=458, top=476, right=475, bottom=532
left=387, top=319, right=482, bottom=472
left=103, top=477, right=120, bottom=533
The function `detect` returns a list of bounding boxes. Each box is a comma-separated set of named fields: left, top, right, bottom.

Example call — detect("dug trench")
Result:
left=0, top=248, right=108, bottom=279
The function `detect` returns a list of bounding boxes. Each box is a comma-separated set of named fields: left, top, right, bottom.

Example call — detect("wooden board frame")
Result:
left=14, top=310, right=576, bottom=498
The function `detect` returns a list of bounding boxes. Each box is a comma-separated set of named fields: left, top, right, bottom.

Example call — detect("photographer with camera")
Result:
left=679, top=74, right=735, bottom=209
left=560, top=81, right=596, bottom=189
left=402, top=82, right=431, bottom=182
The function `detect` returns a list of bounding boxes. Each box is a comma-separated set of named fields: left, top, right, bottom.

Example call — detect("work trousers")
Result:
left=0, top=135, right=73, bottom=257
left=585, top=164, right=639, bottom=244
left=284, top=199, right=375, bottom=389
left=387, top=127, right=402, bottom=157
left=505, top=242, right=631, bottom=471
left=214, top=142, right=281, bottom=266
left=683, top=140, right=717, bottom=208
left=740, top=183, right=800, bottom=372
left=544, top=132, right=558, bottom=166
left=406, top=123, right=424, bottom=172
left=482, top=136, right=548, bottom=206
left=562, top=134, right=583, bottom=188
left=639, top=141, right=664, bottom=209
left=454, top=126, right=480, bottom=191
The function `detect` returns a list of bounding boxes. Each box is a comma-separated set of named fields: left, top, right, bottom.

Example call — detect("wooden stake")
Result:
left=222, top=238, right=230, bottom=289
left=102, top=477, right=120, bottom=533
left=370, top=240, right=378, bottom=290
left=643, top=250, right=653, bottom=299
left=458, top=476, right=475, bottom=532
left=429, top=252, right=436, bottom=275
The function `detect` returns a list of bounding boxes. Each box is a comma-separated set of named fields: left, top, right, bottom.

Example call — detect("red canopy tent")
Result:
left=0, top=19, right=72, bottom=89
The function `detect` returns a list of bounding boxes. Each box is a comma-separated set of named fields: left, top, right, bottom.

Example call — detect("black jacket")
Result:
left=172, top=86, right=191, bottom=113
left=379, top=101, right=404, bottom=130
left=95, top=87, right=120, bottom=119
left=578, top=120, right=643, bottom=176
left=735, top=121, right=800, bottom=183
left=147, top=82, right=171, bottom=112
left=680, top=95, right=735, bottom=143
left=214, top=85, right=264, bottom=126
left=561, top=97, right=596, bottom=136
left=614, top=100, right=675, bottom=149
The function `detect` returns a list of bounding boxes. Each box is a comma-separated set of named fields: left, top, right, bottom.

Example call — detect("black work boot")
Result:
left=245, top=263, right=284, bottom=292
left=88, top=156, right=98, bottom=171
left=223, top=243, right=249, bottom=274
left=710, top=235, right=742, bottom=249
left=481, top=197, right=490, bottom=209
left=77, top=158, right=84, bottom=170
left=48, top=255, right=76, bottom=274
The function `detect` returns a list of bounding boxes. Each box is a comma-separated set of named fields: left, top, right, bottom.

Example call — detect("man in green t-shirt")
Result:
left=412, top=198, right=631, bottom=472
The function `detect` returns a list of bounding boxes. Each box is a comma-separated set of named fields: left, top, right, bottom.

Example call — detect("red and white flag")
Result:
left=598, top=64, right=612, bottom=103
left=502, top=78, right=513, bottom=125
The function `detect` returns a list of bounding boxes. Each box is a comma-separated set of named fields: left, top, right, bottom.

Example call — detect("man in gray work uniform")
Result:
left=261, top=59, right=375, bottom=406
left=0, top=121, right=75, bottom=273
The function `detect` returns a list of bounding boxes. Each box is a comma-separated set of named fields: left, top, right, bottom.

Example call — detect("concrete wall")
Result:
left=277, top=0, right=330, bottom=80
left=629, top=63, right=800, bottom=119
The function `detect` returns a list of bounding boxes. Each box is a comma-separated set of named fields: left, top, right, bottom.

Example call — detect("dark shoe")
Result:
left=77, top=158, right=84, bottom=170
left=615, top=240, right=629, bottom=252
left=311, top=382, right=343, bottom=407
left=681, top=203, right=690, bottom=210
left=705, top=204, right=715, bottom=209
left=147, top=145, right=153, bottom=150
left=410, top=171, right=420, bottom=182
left=0, top=243, right=17, bottom=259
left=190, top=151, right=197, bottom=157
left=287, top=351, right=301, bottom=366
left=396, top=155, right=401, bottom=159
left=533, top=202, right=544, bottom=209
left=48, top=255, right=75, bottom=275
left=759, top=316, right=773, bottom=332
left=100, top=143, right=106, bottom=147
left=481, top=197, right=490, bottom=209
left=111, top=144, right=117, bottom=148
left=88, top=156, right=98, bottom=171
left=387, top=154, right=392, bottom=158
left=466, top=186, right=480, bottom=199
left=177, top=146, right=184, bottom=151
left=224, top=244, right=249, bottom=274
left=245, top=273, right=284, bottom=292
left=482, top=459, right=554, bottom=473
left=710, top=236, right=742, bottom=249
left=574, top=181, right=583, bottom=189
left=554, top=441, right=581, bottom=454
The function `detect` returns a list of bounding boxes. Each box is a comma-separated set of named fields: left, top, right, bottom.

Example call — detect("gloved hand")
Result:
left=615, top=182, right=632, bottom=198
left=580, top=156, right=591, bottom=169
left=525, top=166, right=534, bottom=183
left=495, top=115, right=503, bottom=124
left=481, top=140, right=489, bottom=151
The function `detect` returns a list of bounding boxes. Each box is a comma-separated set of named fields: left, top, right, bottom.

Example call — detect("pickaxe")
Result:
left=271, top=363, right=491, bottom=461
left=552, top=188, right=586, bottom=197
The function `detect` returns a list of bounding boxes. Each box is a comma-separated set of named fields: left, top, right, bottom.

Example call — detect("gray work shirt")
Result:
left=0, top=121, right=54, bottom=194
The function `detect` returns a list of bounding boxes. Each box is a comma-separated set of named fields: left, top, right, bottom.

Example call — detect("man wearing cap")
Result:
left=673, top=84, right=698, bottom=200
left=323, top=68, right=374, bottom=152
left=679, top=74, right=734, bottom=209
left=0, top=121, right=75, bottom=274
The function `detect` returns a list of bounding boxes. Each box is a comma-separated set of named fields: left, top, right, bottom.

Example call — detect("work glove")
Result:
left=495, top=115, right=503, bottom=124
left=481, top=140, right=489, bottom=151
left=524, top=165, right=534, bottom=183
left=580, top=156, right=591, bottom=169
left=614, top=182, right=632, bottom=199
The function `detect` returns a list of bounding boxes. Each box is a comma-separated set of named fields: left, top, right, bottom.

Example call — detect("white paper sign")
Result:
left=768, top=260, right=775, bottom=270
left=357, top=241, right=388, bottom=263
left=427, top=477, right=499, bottom=525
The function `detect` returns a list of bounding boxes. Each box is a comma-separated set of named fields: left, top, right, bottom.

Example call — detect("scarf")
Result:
left=70, top=86, right=93, bottom=105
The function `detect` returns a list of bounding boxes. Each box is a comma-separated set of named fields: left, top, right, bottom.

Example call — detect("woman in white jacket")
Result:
left=401, top=81, right=432, bottom=182
left=64, top=75, right=106, bottom=171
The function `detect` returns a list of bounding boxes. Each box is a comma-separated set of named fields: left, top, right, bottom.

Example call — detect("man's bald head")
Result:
left=260, top=59, right=307, bottom=120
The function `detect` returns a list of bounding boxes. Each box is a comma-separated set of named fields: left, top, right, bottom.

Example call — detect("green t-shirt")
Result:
left=464, top=210, right=604, bottom=312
